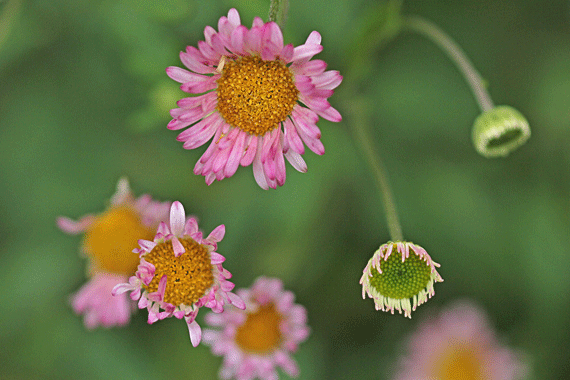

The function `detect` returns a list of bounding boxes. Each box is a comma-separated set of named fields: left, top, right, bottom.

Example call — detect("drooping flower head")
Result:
left=166, top=8, right=342, bottom=189
left=57, top=178, right=171, bottom=329
left=360, top=241, right=443, bottom=318
left=393, top=300, right=528, bottom=380
left=112, top=201, right=245, bottom=347
left=203, top=276, right=310, bottom=380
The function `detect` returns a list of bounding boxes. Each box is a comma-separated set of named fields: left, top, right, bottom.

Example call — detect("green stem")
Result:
left=404, top=15, right=494, bottom=112
left=268, top=0, right=289, bottom=29
left=0, top=0, right=21, bottom=54
left=351, top=100, right=404, bottom=242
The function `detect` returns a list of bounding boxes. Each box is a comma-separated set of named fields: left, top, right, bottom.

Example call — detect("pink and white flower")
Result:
left=112, top=201, right=245, bottom=347
left=58, top=178, right=171, bottom=329
left=393, top=300, right=528, bottom=380
left=360, top=241, right=443, bottom=318
left=203, top=276, right=310, bottom=380
left=166, top=8, right=342, bottom=189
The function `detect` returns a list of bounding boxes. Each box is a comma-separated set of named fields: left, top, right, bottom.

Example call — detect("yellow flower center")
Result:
left=143, top=238, right=214, bottom=307
left=216, top=56, right=298, bottom=136
left=235, top=303, right=282, bottom=353
left=84, top=206, right=155, bottom=275
left=431, top=344, right=484, bottom=380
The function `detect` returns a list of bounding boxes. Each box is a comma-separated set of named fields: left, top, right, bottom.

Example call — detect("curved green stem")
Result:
left=351, top=100, right=404, bottom=242
left=0, top=0, right=22, bottom=54
left=404, top=15, right=494, bottom=112
left=269, top=0, right=289, bottom=29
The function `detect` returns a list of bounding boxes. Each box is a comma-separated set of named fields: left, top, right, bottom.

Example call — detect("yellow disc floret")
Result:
left=143, top=238, right=214, bottom=307
left=216, top=56, right=298, bottom=136
left=432, top=344, right=484, bottom=380
left=235, top=303, right=282, bottom=353
left=84, top=206, right=155, bottom=275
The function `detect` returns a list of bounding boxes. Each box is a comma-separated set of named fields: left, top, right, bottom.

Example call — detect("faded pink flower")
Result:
left=393, top=300, right=528, bottom=380
left=360, top=241, right=443, bottom=318
left=58, top=178, right=171, bottom=329
left=203, top=276, right=310, bottom=380
left=112, top=201, right=245, bottom=347
left=166, top=8, right=342, bottom=189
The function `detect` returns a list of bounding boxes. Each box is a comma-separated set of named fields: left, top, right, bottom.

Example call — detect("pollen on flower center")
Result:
left=433, top=345, right=484, bottom=380
left=368, top=248, right=433, bottom=300
left=235, top=303, right=282, bottom=353
left=216, top=56, right=299, bottom=136
left=143, top=238, right=214, bottom=307
left=84, top=207, right=155, bottom=275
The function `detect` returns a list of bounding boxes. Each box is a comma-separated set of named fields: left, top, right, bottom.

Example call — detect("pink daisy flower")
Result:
left=360, top=241, right=443, bottom=318
left=112, top=201, right=245, bottom=347
left=166, top=8, right=342, bottom=189
left=393, top=300, right=528, bottom=380
left=203, top=276, right=310, bottom=380
left=57, top=178, right=171, bottom=329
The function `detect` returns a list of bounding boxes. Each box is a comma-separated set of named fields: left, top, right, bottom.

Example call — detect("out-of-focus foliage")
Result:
left=0, top=0, right=569, bottom=379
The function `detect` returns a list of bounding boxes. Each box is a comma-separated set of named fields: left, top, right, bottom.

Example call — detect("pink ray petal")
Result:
left=187, top=320, right=202, bottom=347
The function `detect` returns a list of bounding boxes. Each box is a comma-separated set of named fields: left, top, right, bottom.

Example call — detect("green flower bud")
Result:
left=360, top=241, right=443, bottom=318
left=472, top=105, right=531, bottom=158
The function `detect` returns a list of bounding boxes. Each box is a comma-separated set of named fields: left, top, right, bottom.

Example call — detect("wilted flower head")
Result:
left=166, top=8, right=342, bottom=189
left=112, top=201, right=245, bottom=347
left=203, top=276, right=310, bottom=380
left=360, top=241, right=443, bottom=318
left=57, top=178, right=171, bottom=328
left=393, top=300, right=528, bottom=380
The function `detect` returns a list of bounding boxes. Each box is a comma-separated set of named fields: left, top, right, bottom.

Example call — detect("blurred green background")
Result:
left=1, top=0, right=569, bottom=379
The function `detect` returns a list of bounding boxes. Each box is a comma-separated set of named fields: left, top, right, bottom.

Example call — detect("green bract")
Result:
left=472, top=105, right=531, bottom=158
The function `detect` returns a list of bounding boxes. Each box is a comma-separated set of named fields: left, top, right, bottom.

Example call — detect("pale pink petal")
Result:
left=179, top=50, right=216, bottom=74
left=207, top=224, right=226, bottom=243
left=291, top=43, right=323, bottom=62
left=57, top=215, right=95, bottom=235
left=274, top=149, right=286, bottom=187
left=184, top=217, right=199, bottom=236
left=180, top=76, right=217, bottom=93
left=204, top=25, right=216, bottom=45
left=166, top=66, right=205, bottom=84
left=224, top=130, right=247, bottom=177
left=137, top=239, right=156, bottom=253
left=305, top=30, right=322, bottom=45
left=172, top=237, right=186, bottom=257
left=240, top=135, right=257, bottom=167
left=284, top=150, right=307, bottom=173
left=283, top=118, right=305, bottom=155
left=274, top=350, right=300, bottom=377
left=229, top=25, right=248, bottom=55
left=169, top=201, right=186, bottom=237
left=156, top=221, right=170, bottom=238
left=227, top=292, right=246, bottom=310
left=291, top=59, right=327, bottom=76
left=167, top=118, right=194, bottom=131
left=180, top=115, right=223, bottom=149
left=253, top=152, right=269, bottom=190
left=197, top=40, right=219, bottom=62
left=280, top=43, right=294, bottom=62
left=210, top=251, right=226, bottom=264
left=187, top=320, right=202, bottom=347
left=72, top=273, right=133, bottom=329
left=318, top=105, right=342, bottom=122
left=110, top=177, right=133, bottom=206
left=311, top=70, right=343, bottom=90
left=227, top=8, right=240, bottom=26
